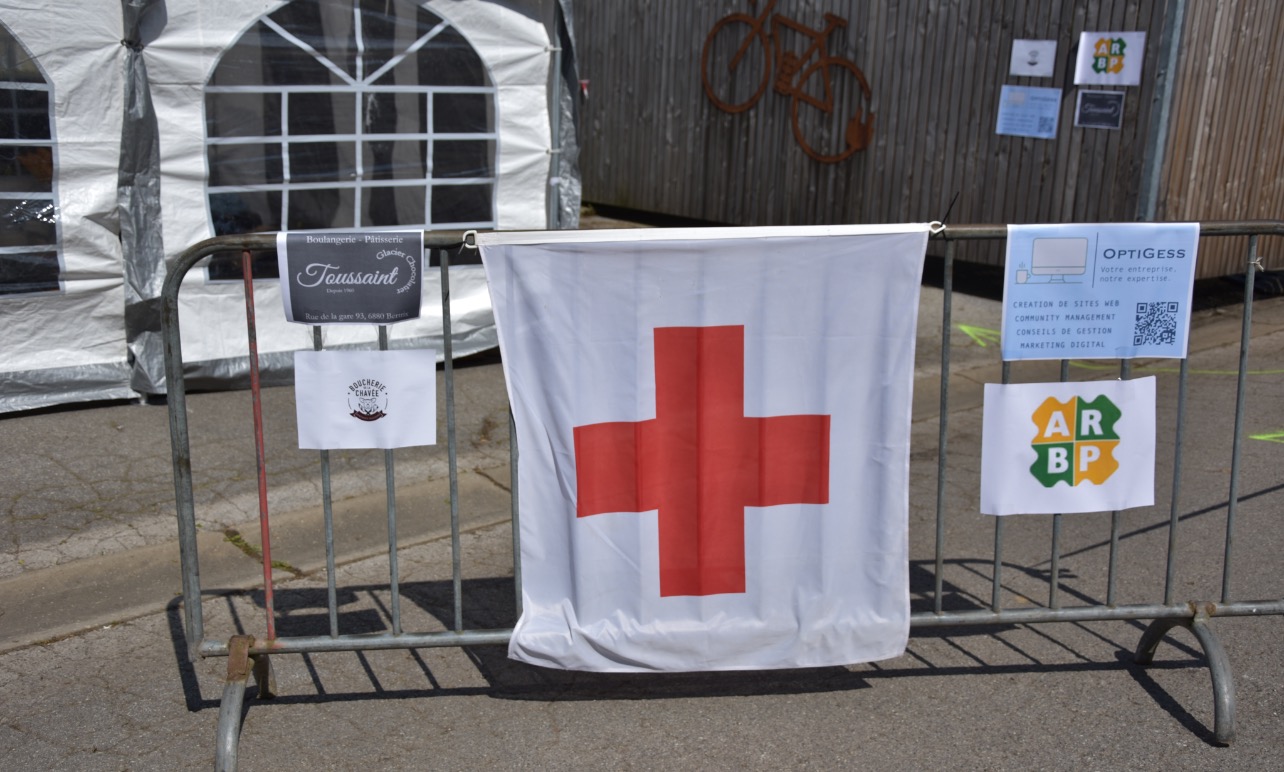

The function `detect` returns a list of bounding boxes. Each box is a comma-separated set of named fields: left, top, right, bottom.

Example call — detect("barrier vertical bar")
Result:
left=242, top=249, right=276, bottom=641
left=437, top=245, right=464, bottom=632
left=1049, top=512, right=1062, bottom=610
left=511, top=410, right=523, bottom=618
left=933, top=240, right=955, bottom=615
left=1049, top=359, right=1070, bottom=609
left=379, top=325, right=402, bottom=634
left=1106, top=359, right=1131, bottom=606
left=1222, top=234, right=1259, bottom=603
left=163, top=259, right=204, bottom=657
left=313, top=325, right=340, bottom=637
left=1163, top=358, right=1191, bottom=605
left=993, top=360, right=1011, bottom=611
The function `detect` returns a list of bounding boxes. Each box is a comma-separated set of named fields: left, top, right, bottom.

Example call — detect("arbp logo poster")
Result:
left=980, top=377, right=1155, bottom=516
left=276, top=231, right=423, bottom=325
left=1001, top=223, right=1199, bottom=361
left=1073, top=31, right=1147, bottom=86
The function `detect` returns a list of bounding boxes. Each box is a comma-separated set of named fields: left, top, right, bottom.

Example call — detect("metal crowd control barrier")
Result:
left=163, top=223, right=1284, bottom=769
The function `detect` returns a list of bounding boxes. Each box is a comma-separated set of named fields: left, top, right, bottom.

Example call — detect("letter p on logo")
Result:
left=1079, top=444, right=1100, bottom=471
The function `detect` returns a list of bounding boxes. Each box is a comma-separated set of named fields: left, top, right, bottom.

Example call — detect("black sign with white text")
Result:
left=277, top=231, right=423, bottom=325
left=1074, top=90, right=1125, bottom=130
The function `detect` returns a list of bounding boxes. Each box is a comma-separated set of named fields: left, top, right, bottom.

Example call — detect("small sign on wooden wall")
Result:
left=1074, top=90, right=1126, bottom=130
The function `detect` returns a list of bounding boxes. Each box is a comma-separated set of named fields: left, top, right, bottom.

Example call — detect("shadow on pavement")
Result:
left=165, top=561, right=1207, bottom=728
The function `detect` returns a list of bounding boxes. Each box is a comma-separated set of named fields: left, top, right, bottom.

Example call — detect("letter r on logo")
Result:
left=1080, top=409, right=1103, bottom=436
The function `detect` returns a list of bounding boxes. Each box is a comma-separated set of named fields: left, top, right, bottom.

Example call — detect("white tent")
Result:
left=0, top=0, right=578, bottom=412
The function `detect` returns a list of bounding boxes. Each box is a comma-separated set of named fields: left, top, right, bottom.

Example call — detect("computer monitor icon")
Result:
left=1029, top=237, right=1088, bottom=282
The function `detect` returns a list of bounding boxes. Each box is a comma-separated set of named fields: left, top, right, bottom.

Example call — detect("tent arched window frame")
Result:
left=203, top=0, right=498, bottom=279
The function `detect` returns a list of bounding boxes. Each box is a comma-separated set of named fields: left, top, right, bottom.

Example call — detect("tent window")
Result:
left=1, top=22, right=59, bottom=295
left=205, top=0, right=497, bottom=280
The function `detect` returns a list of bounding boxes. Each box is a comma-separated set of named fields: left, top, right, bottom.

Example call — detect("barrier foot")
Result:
left=215, top=635, right=255, bottom=772
left=252, top=651, right=277, bottom=700
left=1134, top=614, right=1236, bottom=744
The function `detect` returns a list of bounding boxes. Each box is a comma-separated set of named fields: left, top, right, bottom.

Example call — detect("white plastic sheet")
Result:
left=0, top=3, right=133, bottom=411
left=0, top=0, right=565, bottom=411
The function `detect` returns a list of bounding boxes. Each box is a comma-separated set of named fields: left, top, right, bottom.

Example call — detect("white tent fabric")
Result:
left=0, top=6, right=135, bottom=409
left=151, top=0, right=552, bottom=385
left=0, top=0, right=566, bottom=412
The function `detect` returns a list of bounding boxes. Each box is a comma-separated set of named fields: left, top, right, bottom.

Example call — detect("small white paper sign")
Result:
left=1010, top=39, right=1057, bottom=77
left=981, top=377, right=1156, bottom=516
left=294, top=349, right=437, bottom=449
left=1074, top=31, right=1147, bottom=86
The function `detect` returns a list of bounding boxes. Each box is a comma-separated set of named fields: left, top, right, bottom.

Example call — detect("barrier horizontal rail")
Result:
left=193, top=599, right=1282, bottom=659
left=162, top=222, right=1283, bottom=768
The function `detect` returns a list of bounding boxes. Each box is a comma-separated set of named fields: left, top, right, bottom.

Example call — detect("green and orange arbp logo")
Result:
left=1030, top=395, right=1120, bottom=487
left=1091, top=37, right=1128, bottom=75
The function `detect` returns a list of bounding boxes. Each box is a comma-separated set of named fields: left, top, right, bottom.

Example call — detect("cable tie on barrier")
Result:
left=929, top=221, right=946, bottom=235
left=463, top=230, right=478, bottom=250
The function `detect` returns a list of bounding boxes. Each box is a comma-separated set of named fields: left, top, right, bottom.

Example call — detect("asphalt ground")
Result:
left=1, top=225, right=1282, bottom=769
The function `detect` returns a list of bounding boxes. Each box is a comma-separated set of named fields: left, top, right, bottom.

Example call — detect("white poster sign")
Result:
left=1074, top=31, right=1147, bottom=86
left=981, top=378, right=1156, bottom=516
left=1010, top=39, right=1058, bottom=78
left=294, top=349, right=437, bottom=449
left=1001, top=223, right=1199, bottom=361
left=480, top=224, right=930, bottom=672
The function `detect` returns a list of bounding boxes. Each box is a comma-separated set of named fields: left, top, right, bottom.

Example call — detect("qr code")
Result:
left=1133, top=301, right=1180, bottom=346
left=1037, top=117, right=1055, bottom=134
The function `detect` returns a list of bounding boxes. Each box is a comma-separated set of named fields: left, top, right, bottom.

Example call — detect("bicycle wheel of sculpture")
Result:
left=701, top=15, right=771, bottom=113
left=790, top=57, right=875, bottom=163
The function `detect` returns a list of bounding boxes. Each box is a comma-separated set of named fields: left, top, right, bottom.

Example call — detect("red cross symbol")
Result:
left=573, top=325, right=830, bottom=597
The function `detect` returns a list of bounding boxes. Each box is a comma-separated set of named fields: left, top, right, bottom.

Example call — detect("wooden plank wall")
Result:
left=1158, top=0, right=1284, bottom=276
left=575, top=1, right=1197, bottom=269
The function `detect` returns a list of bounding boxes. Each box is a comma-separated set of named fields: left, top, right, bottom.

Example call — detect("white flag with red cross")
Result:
left=478, top=225, right=929, bottom=672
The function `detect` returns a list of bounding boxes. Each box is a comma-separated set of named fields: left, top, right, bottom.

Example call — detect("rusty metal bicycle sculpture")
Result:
left=701, top=0, right=875, bottom=163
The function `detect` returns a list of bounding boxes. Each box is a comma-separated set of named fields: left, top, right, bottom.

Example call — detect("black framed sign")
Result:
left=1074, top=90, right=1126, bottom=130
left=276, top=231, right=423, bottom=325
